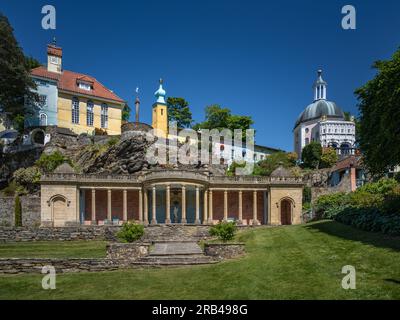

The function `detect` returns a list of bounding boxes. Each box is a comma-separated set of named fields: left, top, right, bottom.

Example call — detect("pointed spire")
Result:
left=154, top=78, right=166, bottom=104
left=313, top=69, right=327, bottom=101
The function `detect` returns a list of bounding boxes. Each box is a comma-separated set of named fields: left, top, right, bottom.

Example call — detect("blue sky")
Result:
left=2, top=0, right=400, bottom=151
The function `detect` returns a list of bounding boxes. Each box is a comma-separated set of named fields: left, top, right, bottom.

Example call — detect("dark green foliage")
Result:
left=355, top=48, right=400, bottom=176
left=13, top=166, right=41, bottom=192
left=253, top=152, right=297, bottom=176
left=122, top=104, right=131, bottom=122
left=117, top=222, right=145, bottom=243
left=0, top=13, right=38, bottom=128
left=35, top=151, right=72, bottom=173
left=301, top=142, right=322, bottom=169
left=314, top=178, right=400, bottom=235
left=193, top=105, right=254, bottom=139
left=167, top=97, right=193, bottom=128
left=14, top=195, right=22, bottom=227
left=24, top=56, right=41, bottom=70
left=209, top=221, right=237, bottom=242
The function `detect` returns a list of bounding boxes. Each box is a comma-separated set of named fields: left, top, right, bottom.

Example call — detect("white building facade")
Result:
left=294, top=70, right=356, bottom=159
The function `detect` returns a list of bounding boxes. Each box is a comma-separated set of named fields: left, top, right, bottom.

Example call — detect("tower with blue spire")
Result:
left=152, top=78, right=168, bottom=137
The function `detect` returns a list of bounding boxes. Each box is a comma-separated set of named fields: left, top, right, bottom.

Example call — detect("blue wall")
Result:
left=25, top=77, right=58, bottom=127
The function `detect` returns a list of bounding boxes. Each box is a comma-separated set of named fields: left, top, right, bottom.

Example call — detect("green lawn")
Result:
left=0, top=241, right=107, bottom=258
left=0, top=220, right=399, bottom=299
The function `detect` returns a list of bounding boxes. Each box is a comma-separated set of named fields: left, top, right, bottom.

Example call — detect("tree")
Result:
left=0, top=13, right=38, bottom=130
left=122, top=103, right=131, bottom=122
left=320, top=147, right=338, bottom=168
left=301, top=142, right=322, bottom=169
left=193, top=105, right=254, bottom=139
left=355, top=48, right=400, bottom=176
left=253, top=152, right=297, bottom=176
left=14, top=195, right=22, bottom=227
left=166, top=97, right=193, bottom=128
left=25, top=56, right=41, bottom=70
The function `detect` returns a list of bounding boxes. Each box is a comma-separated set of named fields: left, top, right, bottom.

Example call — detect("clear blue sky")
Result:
left=2, top=0, right=400, bottom=151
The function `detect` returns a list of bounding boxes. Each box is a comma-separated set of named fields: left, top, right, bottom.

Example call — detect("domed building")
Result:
left=293, top=70, right=356, bottom=159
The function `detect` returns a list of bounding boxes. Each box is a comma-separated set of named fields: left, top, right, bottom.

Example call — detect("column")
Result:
left=165, top=185, right=171, bottom=224
left=223, top=190, right=228, bottom=221
left=107, top=189, right=112, bottom=223
left=123, top=189, right=127, bottom=221
left=181, top=185, right=187, bottom=224
left=76, top=188, right=80, bottom=224
left=202, top=190, right=208, bottom=224
left=139, top=189, right=143, bottom=223
left=91, top=188, right=96, bottom=224
left=253, top=190, right=259, bottom=225
left=238, top=190, right=243, bottom=224
left=151, top=186, right=157, bottom=225
left=143, top=189, right=149, bottom=225
left=195, top=186, right=200, bottom=224
left=208, top=190, right=213, bottom=223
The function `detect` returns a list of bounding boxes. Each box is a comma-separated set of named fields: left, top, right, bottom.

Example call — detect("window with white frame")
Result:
left=87, top=101, right=94, bottom=126
left=101, top=103, right=108, bottom=128
left=39, top=113, right=47, bottom=126
left=72, top=97, right=79, bottom=124
left=79, top=82, right=91, bottom=91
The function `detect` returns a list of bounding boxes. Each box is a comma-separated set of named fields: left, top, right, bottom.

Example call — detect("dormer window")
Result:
left=78, top=82, right=91, bottom=91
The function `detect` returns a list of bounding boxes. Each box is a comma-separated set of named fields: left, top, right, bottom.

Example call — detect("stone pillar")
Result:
left=195, top=186, right=200, bottom=224
left=151, top=186, right=157, bottom=225
left=208, top=190, right=213, bottom=224
left=253, top=190, right=259, bottom=225
left=238, top=190, right=243, bottom=224
left=181, top=185, right=187, bottom=224
left=107, top=189, right=112, bottom=222
left=91, top=189, right=96, bottom=224
left=203, top=190, right=208, bottom=224
left=139, top=189, right=143, bottom=223
left=165, top=185, right=171, bottom=224
left=76, top=188, right=80, bottom=224
left=223, top=190, right=228, bottom=221
left=123, top=189, right=128, bottom=221
left=143, top=189, right=149, bottom=225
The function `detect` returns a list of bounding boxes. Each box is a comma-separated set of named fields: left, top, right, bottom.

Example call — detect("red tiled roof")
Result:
left=332, top=155, right=361, bottom=171
left=47, top=45, right=62, bottom=57
left=31, top=66, right=125, bottom=104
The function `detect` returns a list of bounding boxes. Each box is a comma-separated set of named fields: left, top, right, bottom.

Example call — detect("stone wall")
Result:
left=0, top=258, right=124, bottom=274
left=0, top=226, right=120, bottom=242
left=0, top=195, right=41, bottom=227
left=106, top=242, right=151, bottom=261
left=204, top=243, right=245, bottom=259
left=311, top=173, right=352, bottom=203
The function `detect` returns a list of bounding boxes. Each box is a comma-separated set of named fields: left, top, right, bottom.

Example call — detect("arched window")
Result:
left=72, top=97, right=79, bottom=124
left=39, top=113, right=47, bottom=126
left=86, top=101, right=94, bottom=126
left=101, top=103, right=108, bottom=128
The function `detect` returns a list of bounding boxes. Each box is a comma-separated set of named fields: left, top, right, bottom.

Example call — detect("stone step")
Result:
left=135, top=255, right=217, bottom=266
left=149, top=242, right=203, bottom=256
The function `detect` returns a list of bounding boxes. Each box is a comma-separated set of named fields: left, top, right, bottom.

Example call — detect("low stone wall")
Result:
left=204, top=243, right=245, bottom=259
left=0, top=226, right=120, bottom=242
left=0, top=258, right=125, bottom=274
left=106, top=242, right=151, bottom=261
left=142, top=225, right=211, bottom=242
left=0, top=195, right=41, bottom=227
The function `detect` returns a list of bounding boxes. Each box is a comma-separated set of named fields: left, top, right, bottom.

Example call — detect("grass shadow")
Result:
left=305, top=220, right=400, bottom=252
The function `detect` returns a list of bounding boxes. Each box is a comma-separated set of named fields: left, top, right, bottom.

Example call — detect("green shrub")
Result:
left=356, top=178, right=398, bottom=196
left=209, top=221, right=237, bottom=242
left=1, top=181, right=27, bottom=196
left=106, top=137, right=119, bottom=147
left=348, top=190, right=384, bottom=208
left=314, top=192, right=350, bottom=218
left=14, top=195, right=22, bottom=227
left=35, top=151, right=72, bottom=173
left=13, top=166, right=41, bottom=191
left=117, top=221, right=144, bottom=243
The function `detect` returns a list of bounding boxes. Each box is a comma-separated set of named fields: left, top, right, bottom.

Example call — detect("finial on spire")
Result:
left=154, top=78, right=166, bottom=104
left=135, top=87, right=140, bottom=123
left=313, top=69, right=327, bottom=101
left=52, top=36, right=57, bottom=46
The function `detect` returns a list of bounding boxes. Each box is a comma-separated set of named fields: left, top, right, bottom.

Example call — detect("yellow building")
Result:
left=30, top=43, right=125, bottom=135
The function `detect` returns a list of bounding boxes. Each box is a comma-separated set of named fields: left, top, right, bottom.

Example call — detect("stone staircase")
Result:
left=135, top=240, right=217, bottom=266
